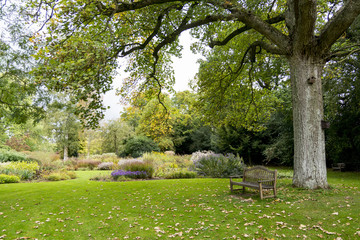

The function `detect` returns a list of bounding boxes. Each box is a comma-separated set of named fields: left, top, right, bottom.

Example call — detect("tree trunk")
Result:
left=289, top=54, right=328, bottom=189
left=87, top=132, right=91, bottom=158
left=63, top=145, right=68, bottom=161
left=63, top=132, right=69, bottom=161
left=114, top=133, right=118, bottom=156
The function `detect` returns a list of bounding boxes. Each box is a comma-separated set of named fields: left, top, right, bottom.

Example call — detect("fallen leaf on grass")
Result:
left=154, top=226, right=165, bottom=234
left=299, top=224, right=307, bottom=230
left=244, top=221, right=255, bottom=226
left=313, top=225, right=337, bottom=235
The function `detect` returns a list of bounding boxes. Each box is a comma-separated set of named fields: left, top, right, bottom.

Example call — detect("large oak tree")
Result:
left=30, top=0, right=360, bottom=189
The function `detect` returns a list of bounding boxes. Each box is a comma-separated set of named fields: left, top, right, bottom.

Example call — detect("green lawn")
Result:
left=0, top=170, right=359, bottom=239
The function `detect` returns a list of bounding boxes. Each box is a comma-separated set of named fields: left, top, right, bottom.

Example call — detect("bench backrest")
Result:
left=243, top=166, right=277, bottom=186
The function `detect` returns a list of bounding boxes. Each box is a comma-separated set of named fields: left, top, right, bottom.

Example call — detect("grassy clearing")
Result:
left=0, top=169, right=359, bottom=239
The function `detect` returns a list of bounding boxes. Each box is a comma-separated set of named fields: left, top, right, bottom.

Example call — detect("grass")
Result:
left=0, top=169, right=359, bottom=239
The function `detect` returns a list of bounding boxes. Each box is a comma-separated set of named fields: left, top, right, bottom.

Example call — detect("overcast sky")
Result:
left=102, top=32, right=202, bottom=121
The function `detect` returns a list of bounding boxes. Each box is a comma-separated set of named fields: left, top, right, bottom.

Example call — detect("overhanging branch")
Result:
left=96, top=0, right=192, bottom=15
left=213, top=0, right=291, bottom=53
left=209, top=13, right=285, bottom=48
left=327, top=44, right=360, bottom=61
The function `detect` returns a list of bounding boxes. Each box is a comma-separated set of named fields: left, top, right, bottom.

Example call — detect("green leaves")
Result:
left=194, top=37, right=285, bottom=131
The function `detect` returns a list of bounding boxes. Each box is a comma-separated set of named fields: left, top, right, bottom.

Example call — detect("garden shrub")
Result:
left=164, top=171, right=197, bottom=179
left=97, top=162, right=114, bottom=170
left=0, top=149, right=28, bottom=163
left=192, top=151, right=244, bottom=178
left=66, top=171, right=77, bottom=179
left=44, top=172, right=67, bottom=181
left=142, top=152, right=193, bottom=177
left=25, top=151, right=60, bottom=163
left=90, top=174, right=112, bottom=181
left=118, top=158, right=143, bottom=166
left=43, top=170, right=76, bottom=181
left=39, top=159, right=66, bottom=171
left=0, top=174, right=20, bottom=184
left=75, top=159, right=101, bottom=170
left=122, top=136, right=160, bottom=158
left=91, top=153, right=118, bottom=163
left=0, top=161, right=40, bottom=180
left=120, top=161, right=154, bottom=178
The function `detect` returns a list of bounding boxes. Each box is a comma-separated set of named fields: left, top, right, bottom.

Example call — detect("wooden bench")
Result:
left=332, top=163, right=345, bottom=171
left=230, top=166, right=277, bottom=200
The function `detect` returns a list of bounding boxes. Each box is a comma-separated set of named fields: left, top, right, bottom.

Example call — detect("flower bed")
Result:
left=111, top=170, right=148, bottom=180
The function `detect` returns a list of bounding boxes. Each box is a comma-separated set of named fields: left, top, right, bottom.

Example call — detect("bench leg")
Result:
left=230, top=181, right=233, bottom=193
left=273, top=187, right=277, bottom=198
left=259, top=183, right=263, bottom=200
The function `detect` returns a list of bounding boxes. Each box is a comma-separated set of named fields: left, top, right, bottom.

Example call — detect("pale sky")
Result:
left=102, top=32, right=202, bottom=121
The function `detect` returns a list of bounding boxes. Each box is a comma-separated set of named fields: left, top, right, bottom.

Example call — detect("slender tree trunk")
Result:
left=63, top=132, right=69, bottom=161
left=289, top=54, right=328, bottom=189
left=114, top=133, right=118, bottom=156
left=63, top=145, right=68, bottom=161
left=87, top=131, right=91, bottom=158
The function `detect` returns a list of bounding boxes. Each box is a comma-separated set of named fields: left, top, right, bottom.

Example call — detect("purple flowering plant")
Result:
left=111, top=170, right=148, bottom=179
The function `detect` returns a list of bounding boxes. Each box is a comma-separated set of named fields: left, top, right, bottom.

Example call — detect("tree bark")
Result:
left=289, top=54, right=328, bottom=189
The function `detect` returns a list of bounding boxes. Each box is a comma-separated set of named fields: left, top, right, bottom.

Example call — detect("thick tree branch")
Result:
left=251, top=41, right=287, bottom=55
left=209, top=13, right=285, bottom=48
left=219, top=2, right=291, bottom=54
left=118, top=4, right=184, bottom=57
left=96, top=0, right=192, bottom=15
left=317, top=0, right=360, bottom=55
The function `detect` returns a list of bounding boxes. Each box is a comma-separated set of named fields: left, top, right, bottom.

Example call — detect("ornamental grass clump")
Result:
left=97, top=162, right=114, bottom=170
left=191, top=151, right=244, bottom=178
left=43, top=170, right=77, bottom=181
left=111, top=170, right=148, bottom=180
left=164, top=170, right=197, bottom=179
left=75, top=159, right=101, bottom=170
left=120, top=161, right=154, bottom=179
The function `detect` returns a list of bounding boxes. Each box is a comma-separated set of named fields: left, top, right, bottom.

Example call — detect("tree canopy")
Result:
left=0, top=2, right=46, bottom=124
left=26, top=0, right=360, bottom=189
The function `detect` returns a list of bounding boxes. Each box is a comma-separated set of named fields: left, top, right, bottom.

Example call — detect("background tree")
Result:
left=44, top=97, right=82, bottom=161
left=262, top=87, right=294, bottom=166
left=30, top=0, right=360, bottom=189
left=0, top=2, right=46, bottom=124
left=322, top=17, right=360, bottom=171
left=136, top=95, right=174, bottom=151
left=211, top=124, right=266, bottom=166
left=101, top=119, right=133, bottom=156
left=122, top=135, right=160, bottom=158
left=170, top=91, right=212, bottom=153
left=79, top=128, right=103, bottom=157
